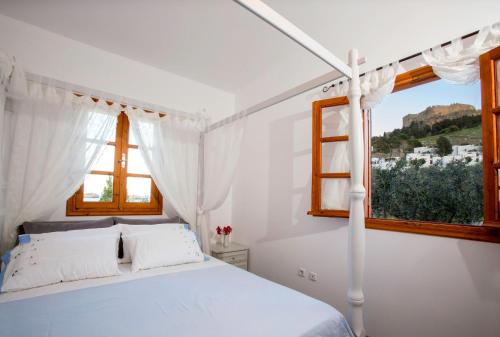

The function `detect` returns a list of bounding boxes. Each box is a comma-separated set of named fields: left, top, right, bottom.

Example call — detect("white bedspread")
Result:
left=0, top=258, right=354, bottom=337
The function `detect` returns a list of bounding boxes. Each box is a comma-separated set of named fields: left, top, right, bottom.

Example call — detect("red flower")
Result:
left=216, top=226, right=222, bottom=235
left=223, top=225, right=232, bottom=235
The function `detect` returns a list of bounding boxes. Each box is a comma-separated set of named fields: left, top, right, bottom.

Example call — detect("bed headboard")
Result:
left=20, top=218, right=114, bottom=234
left=20, top=217, right=187, bottom=234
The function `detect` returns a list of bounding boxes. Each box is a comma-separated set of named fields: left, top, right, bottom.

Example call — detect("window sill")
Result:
left=307, top=210, right=349, bottom=218
left=307, top=211, right=500, bottom=243
left=366, top=218, right=500, bottom=243
left=66, top=199, right=163, bottom=216
left=66, top=209, right=163, bottom=216
left=66, top=188, right=163, bottom=216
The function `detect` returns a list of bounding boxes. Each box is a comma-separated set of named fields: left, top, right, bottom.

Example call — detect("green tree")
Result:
left=407, top=138, right=423, bottom=152
left=436, top=136, right=452, bottom=156
left=100, top=176, right=113, bottom=202
left=371, top=160, right=483, bottom=224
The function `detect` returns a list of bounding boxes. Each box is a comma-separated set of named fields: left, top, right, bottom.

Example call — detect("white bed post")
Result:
left=347, top=48, right=366, bottom=337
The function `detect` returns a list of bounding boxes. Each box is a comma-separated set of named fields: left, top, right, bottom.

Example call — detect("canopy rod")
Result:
left=207, top=0, right=364, bottom=132
left=322, top=29, right=480, bottom=93
left=24, top=72, right=199, bottom=119
left=233, top=0, right=352, bottom=78
left=205, top=69, right=345, bottom=133
left=205, top=55, right=366, bottom=133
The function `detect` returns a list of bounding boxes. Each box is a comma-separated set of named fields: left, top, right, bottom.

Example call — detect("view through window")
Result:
left=67, top=112, right=162, bottom=215
left=82, top=127, right=152, bottom=203
left=370, top=80, right=483, bottom=225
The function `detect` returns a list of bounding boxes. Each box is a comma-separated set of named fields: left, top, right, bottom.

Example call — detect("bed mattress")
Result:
left=0, top=258, right=354, bottom=337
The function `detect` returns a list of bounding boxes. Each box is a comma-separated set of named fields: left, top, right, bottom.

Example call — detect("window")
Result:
left=67, top=112, right=162, bottom=215
left=480, top=46, right=500, bottom=224
left=310, top=47, right=500, bottom=243
left=370, top=70, right=483, bottom=225
left=309, top=96, right=359, bottom=217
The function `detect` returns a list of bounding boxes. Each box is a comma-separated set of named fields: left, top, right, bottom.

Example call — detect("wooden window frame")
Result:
left=480, top=47, right=500, bottom=225
left=309, top=96, right=351, bottom=218
left=67, top=112, right=163, bottom=216
left=310, top=64, right=500, bottom=243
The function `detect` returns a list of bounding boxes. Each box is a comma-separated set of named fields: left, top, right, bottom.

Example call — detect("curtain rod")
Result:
left=322, top=29, right=480, bottom=93
left=205, top=68, right=346, bottom=132
left=25, top=72, right=201, bottom=120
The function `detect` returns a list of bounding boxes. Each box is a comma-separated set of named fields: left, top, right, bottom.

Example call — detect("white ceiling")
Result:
left=0, top=0, right=499, bottom=94
left=0, top=0, right=330, bottom=92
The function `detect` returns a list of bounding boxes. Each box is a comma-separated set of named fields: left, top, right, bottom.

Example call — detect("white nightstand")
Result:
left=211, top=242, right=249, bottom=270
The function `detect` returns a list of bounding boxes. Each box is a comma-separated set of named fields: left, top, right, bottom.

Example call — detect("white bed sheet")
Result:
left=0, top=257, right=354, bottom=337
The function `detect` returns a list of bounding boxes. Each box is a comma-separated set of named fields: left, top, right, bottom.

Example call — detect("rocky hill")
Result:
left=402, top=103, right=479, bottom=128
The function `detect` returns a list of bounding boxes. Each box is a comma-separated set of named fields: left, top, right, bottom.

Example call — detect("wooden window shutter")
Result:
left=480, top=45, right=500, bottom=225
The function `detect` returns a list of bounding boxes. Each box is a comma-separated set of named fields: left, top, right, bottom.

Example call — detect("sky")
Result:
left=371, top=80, right=481, bottom=137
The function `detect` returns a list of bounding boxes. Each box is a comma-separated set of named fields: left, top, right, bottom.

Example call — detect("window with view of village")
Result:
left=370, top=79, right=483, bottom=225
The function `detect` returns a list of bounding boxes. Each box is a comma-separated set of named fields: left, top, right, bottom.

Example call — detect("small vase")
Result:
left=223, top=235, right=229, bottom=248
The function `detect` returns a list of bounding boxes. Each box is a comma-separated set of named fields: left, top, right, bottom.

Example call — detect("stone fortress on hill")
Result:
left=373, top=103, right=482, bottom=169
left=402, top=103, right=480, bottom=128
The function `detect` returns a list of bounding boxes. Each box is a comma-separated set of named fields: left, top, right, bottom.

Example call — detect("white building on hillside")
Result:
left=413, top=146, right=436, bottom=155
left=406, top=152, right=434, bottom=167
left=452, top=144, right=482, bottom=156
left=373, top=144, right=483, bottom=170
left=371, top=157, right=400, bottom=169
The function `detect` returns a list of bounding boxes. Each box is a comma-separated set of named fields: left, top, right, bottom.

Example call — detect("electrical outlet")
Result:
left=309, top=272, right=318, bottom=281
left=298, top=268, right=306, bottom=277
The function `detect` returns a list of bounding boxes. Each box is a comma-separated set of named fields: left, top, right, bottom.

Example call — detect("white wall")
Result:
left=0, top=14, right=236, bottom=221
left=229, top=9, right=500, bottom=337
left=0, top=14, right=234, bottom=122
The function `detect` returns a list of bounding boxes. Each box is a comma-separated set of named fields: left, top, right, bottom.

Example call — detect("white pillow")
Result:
left=1, top=235, right=121, bottom=292
left=118, top=223, right=188, bottom=263
left=123, top=229, right=204, bottom=272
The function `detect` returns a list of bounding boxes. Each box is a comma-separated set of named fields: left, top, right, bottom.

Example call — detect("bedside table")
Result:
left=211, top=242, right=249, bottom=270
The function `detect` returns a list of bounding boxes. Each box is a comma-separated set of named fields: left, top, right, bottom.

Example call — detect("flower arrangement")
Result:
left=223, top=226, right=232, bottom=236
left=216, top=225, right=232, bottom=247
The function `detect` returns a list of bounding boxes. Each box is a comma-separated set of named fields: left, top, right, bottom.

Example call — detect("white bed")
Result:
left=0, top=1, right=368, bottom=335
left=0, top=257, right=354, bottom=337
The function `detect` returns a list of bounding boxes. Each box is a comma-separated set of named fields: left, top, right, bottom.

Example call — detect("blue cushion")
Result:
left=18, top=234, right=31, bottom=245
left=0, top=249, right=12, bottom=291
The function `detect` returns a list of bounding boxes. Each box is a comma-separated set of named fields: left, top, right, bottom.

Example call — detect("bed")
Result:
left=0, top=1, right=367, bottom=335
left=0, top=219, right=354, bottom=337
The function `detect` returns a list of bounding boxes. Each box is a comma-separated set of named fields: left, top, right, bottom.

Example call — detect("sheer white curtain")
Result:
left=1, top=81, right=119, bottom=250
left=322, top=63, right=399, bottom=210
left=126, top=108, right=204, bottom=229
left=1, top=54, right=28, bottom=238
left=422, top=22, right=500, bottom=84
left=197, top=118, right=246, bottom=253
left=321, top=102, right=350, bottom=210
left=0, top=53, right=12, bottom=245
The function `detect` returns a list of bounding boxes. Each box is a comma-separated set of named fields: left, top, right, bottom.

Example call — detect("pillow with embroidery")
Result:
left=1, top=235, right=121, bottom=292
left=123, top=229, right=204, bottom=272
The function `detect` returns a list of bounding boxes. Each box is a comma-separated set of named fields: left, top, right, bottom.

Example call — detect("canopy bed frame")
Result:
left=203, top=1, right=368, bottom=336
left=1, top=1, right=367, bottom=335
